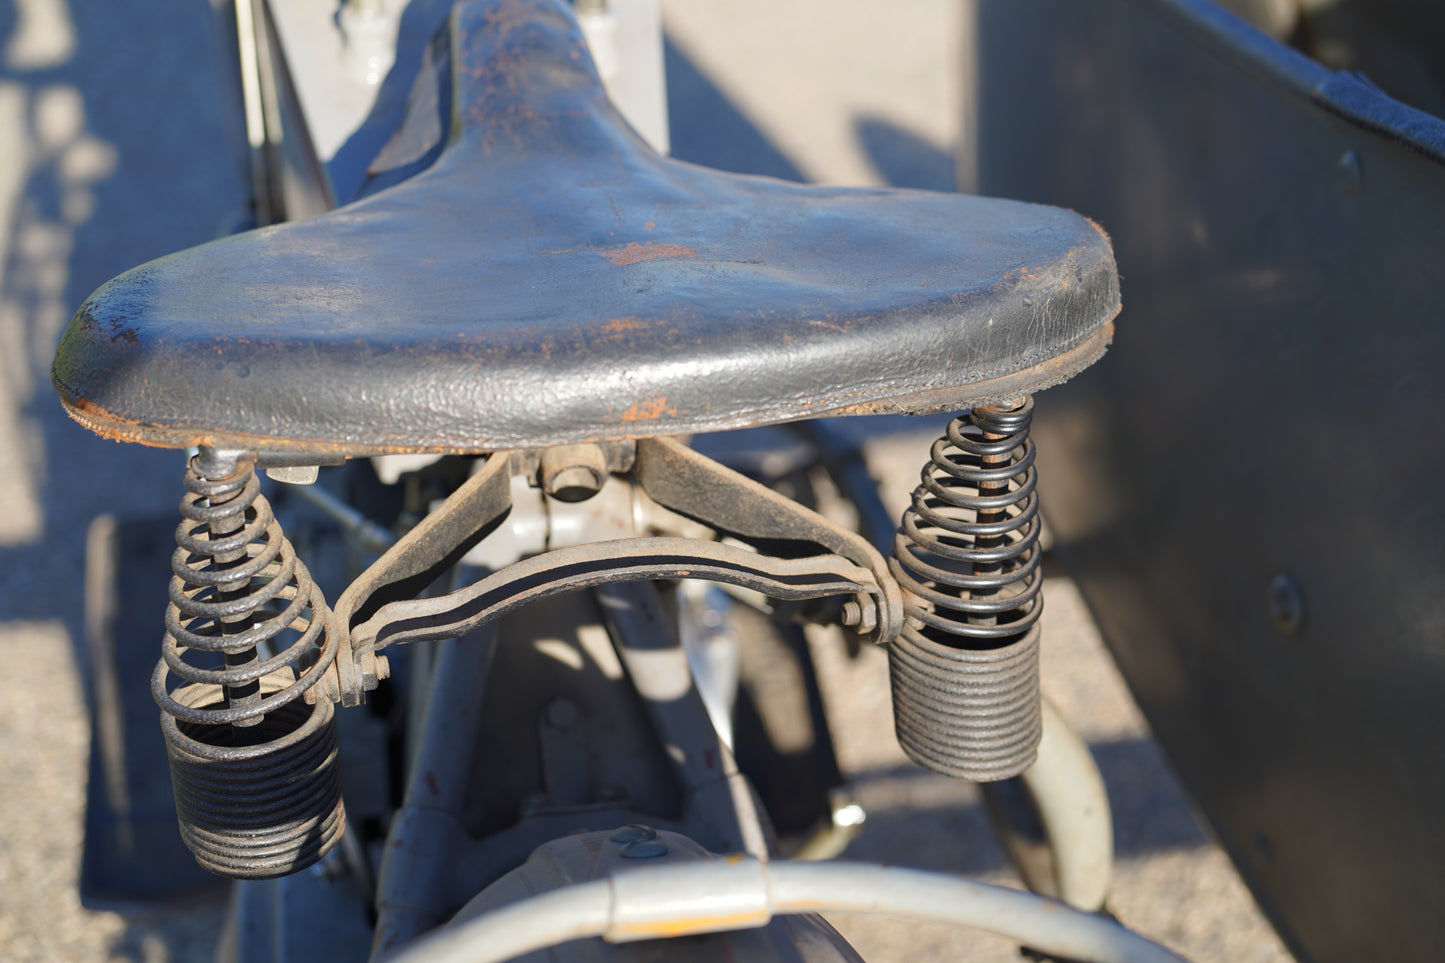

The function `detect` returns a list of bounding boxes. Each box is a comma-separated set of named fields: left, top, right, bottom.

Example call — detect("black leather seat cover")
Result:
left=53, top=0, right=1119, bottom=455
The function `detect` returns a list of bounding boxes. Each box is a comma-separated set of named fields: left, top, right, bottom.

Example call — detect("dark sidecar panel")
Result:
left=50, top=0, right=1118, bottom=456
left=970, top=2, right=1445, bottom=962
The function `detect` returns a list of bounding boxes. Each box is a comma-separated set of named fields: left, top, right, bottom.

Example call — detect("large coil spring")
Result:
left=888, top=399, right=1043, bottom=781
left=153, top=452, right=346, bottom=879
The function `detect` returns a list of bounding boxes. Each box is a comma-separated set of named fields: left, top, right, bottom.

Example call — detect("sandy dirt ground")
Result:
left=0, top=1, right=1292, bottom=960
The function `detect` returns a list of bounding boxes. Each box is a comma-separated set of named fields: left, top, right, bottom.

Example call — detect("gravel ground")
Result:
left=0, top=1, right=1293, bottom=960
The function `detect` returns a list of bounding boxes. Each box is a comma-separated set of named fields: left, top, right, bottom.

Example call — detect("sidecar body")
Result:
left=967, top=2, right=1445, bottom=960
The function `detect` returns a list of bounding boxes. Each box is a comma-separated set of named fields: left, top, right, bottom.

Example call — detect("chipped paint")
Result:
left=610, top=908, right=771, bottom=940
left=597, top=241, right=698, bottom=266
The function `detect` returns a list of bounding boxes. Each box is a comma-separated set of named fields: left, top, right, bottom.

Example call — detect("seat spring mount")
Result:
left=888, top=399, right=1044, bottom=781
left=152, top=450, right=346, bottom=879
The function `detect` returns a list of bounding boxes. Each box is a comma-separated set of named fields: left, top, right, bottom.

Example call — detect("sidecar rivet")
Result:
left=1337, top=150, right=1363, bottom=195
left=1268, top=573, right=1306, bottom=636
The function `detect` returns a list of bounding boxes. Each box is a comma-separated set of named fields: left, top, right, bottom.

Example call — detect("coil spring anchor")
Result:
left=888, top=399, right=1044, bottom=781
left=153, top=448, right=346, bottom=879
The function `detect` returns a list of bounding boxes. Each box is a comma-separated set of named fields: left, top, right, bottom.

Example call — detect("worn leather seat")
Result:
left=52, top=0, right=1119, bottom=456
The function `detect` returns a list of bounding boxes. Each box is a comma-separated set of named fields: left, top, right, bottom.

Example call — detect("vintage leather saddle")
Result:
left=52, top=0, right=1119, bottom=456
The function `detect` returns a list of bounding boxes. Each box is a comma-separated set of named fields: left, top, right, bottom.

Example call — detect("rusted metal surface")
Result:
left=338, top=446, right=898, bottom=655
left=351, top=535, right=888, bottom=654
left=51, top=0, right=1119, bottom=456
left=326, top=440, right=900, bottom=702
left=329, top=451, right=514, bottom=704
left=633, top=436, right=902, bottom=646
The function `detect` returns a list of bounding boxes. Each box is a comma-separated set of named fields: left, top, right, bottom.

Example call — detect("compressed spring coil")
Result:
left=888, top=400, right=1043, bottom=781
left=153, top=454, right=345, bottom=879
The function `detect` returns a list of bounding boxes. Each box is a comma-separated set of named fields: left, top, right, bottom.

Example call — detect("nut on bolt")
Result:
left=541, top=444, right=608, bottom=502
left=841, top=597, right=877, bottom=634
left=357, top=650, right=389, bottom=690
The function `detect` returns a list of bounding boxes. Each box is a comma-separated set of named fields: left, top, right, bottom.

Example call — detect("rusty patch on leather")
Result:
left=601, top=316, right=648, bottom=337
left=620, top=397, right=678, bottom=421
left=597, top=242, right=698, bottom=266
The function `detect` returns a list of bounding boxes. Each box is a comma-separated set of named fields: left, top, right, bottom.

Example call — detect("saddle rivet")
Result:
left=541, top=444, right=608, bottom=502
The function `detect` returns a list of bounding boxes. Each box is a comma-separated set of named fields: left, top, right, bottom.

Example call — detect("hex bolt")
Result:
left=541, top=444, right=608, bottom=502
left=374, top=654, right=390, bottom=680
left=609, top=824, right=658, bottom=844
left=620, top=839, right=669, bottom=859
left=841, top=600, right=863, bottom=626
left=358, top=650, right=381, bottom=690
left=1268, top=573, right=1306, bottom=636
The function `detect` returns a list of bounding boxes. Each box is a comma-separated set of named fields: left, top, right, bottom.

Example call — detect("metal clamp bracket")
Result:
left=326, top=438, right=901, bottom=704
left=351, top=536, right=888, bottom=655
left=632, top=436, right=901, bottom=643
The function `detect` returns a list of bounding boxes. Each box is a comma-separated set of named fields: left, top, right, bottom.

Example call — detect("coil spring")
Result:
left=888, top=399, right=1043, bottom=781
left=153, top=452, right=346, bottom=879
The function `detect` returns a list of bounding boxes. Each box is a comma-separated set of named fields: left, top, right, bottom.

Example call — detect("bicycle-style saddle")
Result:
left=52, top=0, right=1119, bottom=456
